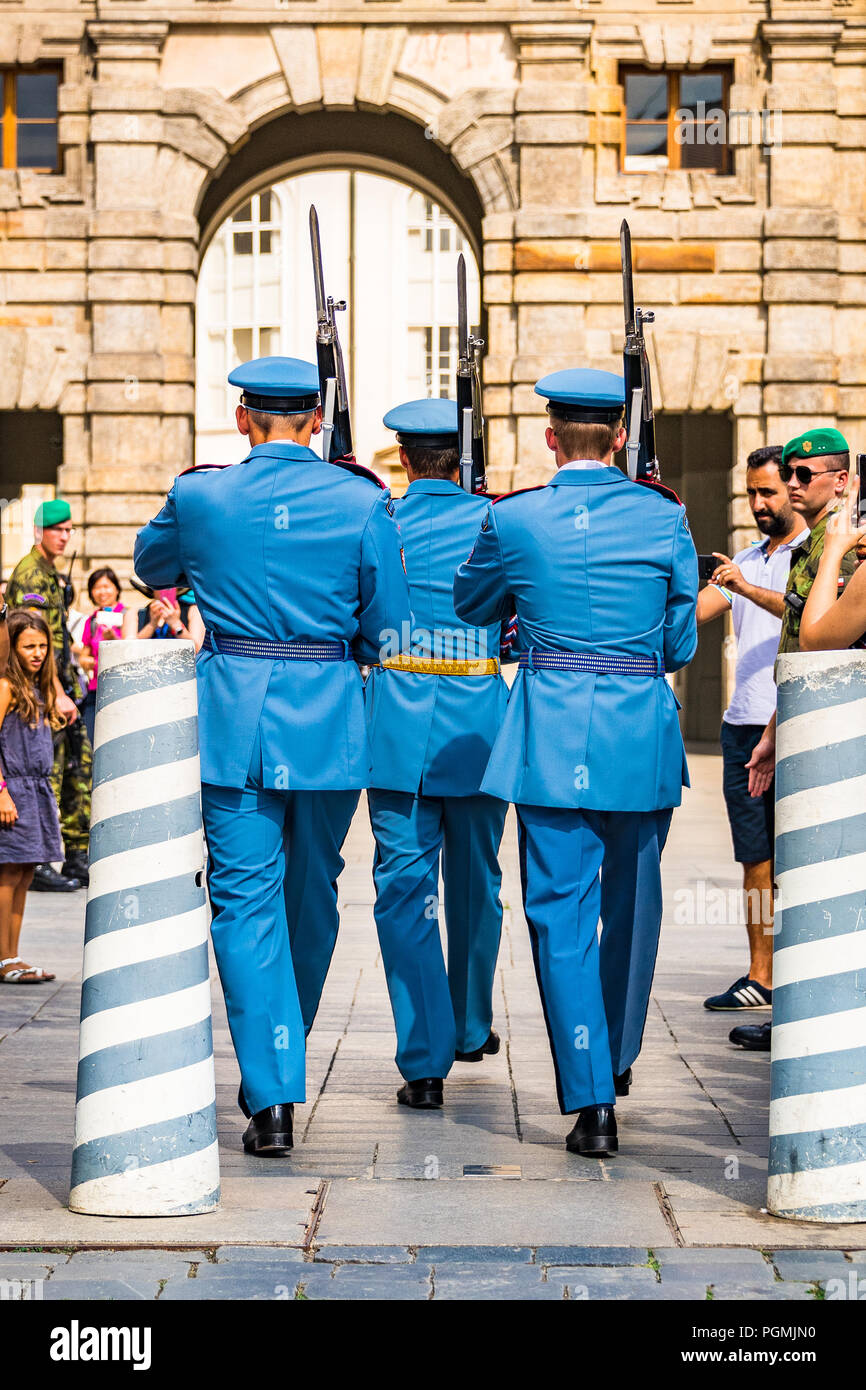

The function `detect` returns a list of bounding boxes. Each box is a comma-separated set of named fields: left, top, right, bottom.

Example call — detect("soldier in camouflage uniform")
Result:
left=6, top=498, right=90, bottom=891
left=777, top=430, right=857, bottom=654
left=732, top=426, right=853, bottom=1053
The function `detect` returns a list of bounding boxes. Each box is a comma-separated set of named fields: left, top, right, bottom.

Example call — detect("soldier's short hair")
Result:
left=548, top=411, right=625, bottom=463
left=247, top=407, right=316, bottom=435
left=746, top=445, right=783, bottom=471
left=814, top=450, right=850, bottom=472
left=401, top=444, right=459, bottom=480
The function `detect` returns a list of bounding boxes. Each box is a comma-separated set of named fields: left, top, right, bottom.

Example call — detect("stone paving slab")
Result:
left=0, top=1174, right=319, bottom=1247
left=314, top=1178, right=675, bottom=1248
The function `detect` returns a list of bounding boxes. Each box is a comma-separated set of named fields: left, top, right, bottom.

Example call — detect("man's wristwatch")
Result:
left=0, top=604, right=7, bottom=622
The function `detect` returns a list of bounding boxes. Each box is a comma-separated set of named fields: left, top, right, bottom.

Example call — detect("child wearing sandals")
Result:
left=0, top=610, right=66, bottom=984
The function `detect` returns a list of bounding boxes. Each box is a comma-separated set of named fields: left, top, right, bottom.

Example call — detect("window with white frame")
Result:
left=407, top=194, right=471, bottom=400
left=200, top=190, right=284, bottom=425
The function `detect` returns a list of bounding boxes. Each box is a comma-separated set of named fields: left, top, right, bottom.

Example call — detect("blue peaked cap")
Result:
left=228, top=355, right=320, bottom=413
left=535, top=368, right=625, bottom=423
left=383, top=397, right=460, bottom=448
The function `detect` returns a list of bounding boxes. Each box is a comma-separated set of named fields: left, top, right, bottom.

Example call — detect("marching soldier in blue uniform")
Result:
left=454, top=369, right=697, bottom=1156
left=135, top=356, right=411, bottom=1155
left=366, top=399, right=509, bottom=1109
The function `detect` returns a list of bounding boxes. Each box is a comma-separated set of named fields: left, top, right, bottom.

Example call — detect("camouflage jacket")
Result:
left=6, top=545, right=73, bottom=683
left=778, top=512, right=857, bottom=655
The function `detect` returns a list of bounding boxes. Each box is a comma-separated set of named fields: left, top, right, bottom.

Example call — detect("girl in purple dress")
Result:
left=0, top=610, right=65, bottom=983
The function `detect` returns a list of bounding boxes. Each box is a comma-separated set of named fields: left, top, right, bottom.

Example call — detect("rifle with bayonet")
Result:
left=456, top=253, right=487, bottom=494
left=620, top=219, right=659, bottom=485
left=309, top=205, right=353, bottom=463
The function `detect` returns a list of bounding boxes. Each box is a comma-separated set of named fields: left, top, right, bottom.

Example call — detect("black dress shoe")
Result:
left=242, top=1104, right=294, bottom=1155
left=566, top=1104, right=618, bottom=1157
left=614, top=1068, right=632, bottom=1097
left=30, top=863, right=80, bottom=893
left=397, top=1077, right=444, bottom=1109
left=238, top=1083, right=251, bottom=1119
left=62, top=852, right=90, bottom=886
left=729, top=1021, right=771, bottom=1051
left=455, top=1029, right=501, bottom=1063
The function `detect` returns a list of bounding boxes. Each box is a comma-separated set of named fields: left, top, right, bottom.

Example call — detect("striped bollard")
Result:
left=69, top=640, right=220, bottom=1216
left=768, top=648, right=866, bottom=1223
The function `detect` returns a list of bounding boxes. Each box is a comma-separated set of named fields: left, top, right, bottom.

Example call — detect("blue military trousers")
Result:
left=368, top=789, right=507, bottom=1081
left=516, top=804, right=672, bottom=1115
left=201, top=782, right=358, bottom=1115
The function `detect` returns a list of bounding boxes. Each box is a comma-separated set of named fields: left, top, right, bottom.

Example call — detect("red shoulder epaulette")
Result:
left=177, top=464, right=229, bottom=477
left=635, top=477, right=683, bottom=506
left=491, top=485, right=546, bottom=504
left=330, top=457, right=385, bottom=490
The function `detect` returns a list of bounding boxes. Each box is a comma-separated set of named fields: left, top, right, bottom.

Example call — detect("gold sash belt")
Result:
left=380, top=655, right=500, bottom=676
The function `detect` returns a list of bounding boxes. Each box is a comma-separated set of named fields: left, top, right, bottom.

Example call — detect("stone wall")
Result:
left=0, top=3, right=863, bottom=590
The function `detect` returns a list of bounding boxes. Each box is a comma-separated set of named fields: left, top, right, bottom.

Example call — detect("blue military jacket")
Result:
left=367, top=478, right=508, bottom=797
left=134, top=442, right=412, bottom=791
left=453, top=465, right=698, bottom=811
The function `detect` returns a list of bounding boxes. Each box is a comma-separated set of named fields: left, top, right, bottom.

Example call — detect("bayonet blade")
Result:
left=620, top=219, right=635, bottom=335
left=457, top=253, right=468, bottom=361
left=309, top=205, right=327, bottom=325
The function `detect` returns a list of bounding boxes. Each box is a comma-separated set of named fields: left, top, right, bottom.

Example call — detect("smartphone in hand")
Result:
left=697, top=554, right=718, bottom=586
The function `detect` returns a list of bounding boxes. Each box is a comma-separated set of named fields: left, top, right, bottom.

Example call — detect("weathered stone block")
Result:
left=45, top=242, right=88, bottom=271
left=518, top=303, right=585, bottom=357
left=515, top=83, right=585, bottom=114
left=91, top=414, right=162, bottom=468
left=317, top=25, right=362, bottom=109
left=763, top=272, right=839, bottom=303
left=85, top=493, right=165, bottom=526
left=764, top=240, right=838, bottom=272
left=484, top=242, right=513, bottom=273
left=514, top=115, right=590, bottom=145
left=90, top=113, right=164, bottom=144
left=767, top=304, right=834, bottom=355
left=519, top=147, right=583, bottom=208
left=162, top=116, right=226, bottom=170
left=2, top=271, right=86, bottom=303
left=88, top=271, right=165, bottom=303
left=160, top=305, right=194, bottom=356
left=95, top=146, right=161, bottom=211
left=764, top=354, right=837, bottom=382
left=162, top=273, right=196, bottom=305
left=680, top=274, right=762, bottom=305
left=88, top=240, right=164, bottom=272
left=88, top=382, right=165, bottom=413
left=763, top=383, right=838, bottom=416
left=90, top=84, right=164, bottom=113
left=93, top=303, right=161, bottom=355
left=764, top=208, right=838, bottom=239
left=83, top=525, right=149, bottom=559
left=483, top=273, right=515, bottom=305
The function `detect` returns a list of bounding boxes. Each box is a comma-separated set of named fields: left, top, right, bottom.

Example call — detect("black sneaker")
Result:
left=704, top=976, right=771, bottom=1011
left=30, top=863, right=81, bottom=893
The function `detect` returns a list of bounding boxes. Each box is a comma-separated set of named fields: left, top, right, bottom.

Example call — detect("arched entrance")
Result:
left=195, top=166, right=481, bottom=483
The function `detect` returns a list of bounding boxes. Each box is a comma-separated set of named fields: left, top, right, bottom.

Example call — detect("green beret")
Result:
left=782, top=428, right=849, bottom=465
left=34, top=498, right=71, bottom=529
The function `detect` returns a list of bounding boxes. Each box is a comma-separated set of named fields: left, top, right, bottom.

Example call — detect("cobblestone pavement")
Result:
left=2, top=755, right=864, bottom=1300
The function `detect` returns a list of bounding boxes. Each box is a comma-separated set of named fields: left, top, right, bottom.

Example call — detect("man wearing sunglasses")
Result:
left=735, top=427, right=855, bottom=1053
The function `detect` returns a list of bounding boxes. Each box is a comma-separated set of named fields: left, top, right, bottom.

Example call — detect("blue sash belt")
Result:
left=203, top=633, right=350, bottom=661
left=518, top=648, right=665, bottom=677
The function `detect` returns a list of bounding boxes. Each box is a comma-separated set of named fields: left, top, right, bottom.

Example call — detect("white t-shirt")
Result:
left=723, top=531, right=809, bottom=726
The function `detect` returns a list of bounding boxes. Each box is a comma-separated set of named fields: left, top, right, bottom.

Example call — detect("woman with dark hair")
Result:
left=79, top=567, right=135, bottom=743
left=0, top=610, right=66, bottom=982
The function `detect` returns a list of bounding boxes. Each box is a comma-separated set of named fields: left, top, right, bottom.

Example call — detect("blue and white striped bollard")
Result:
left=69, top=639, right=219, bottom=1216
left=768, top=648, right=866, bottom=1223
